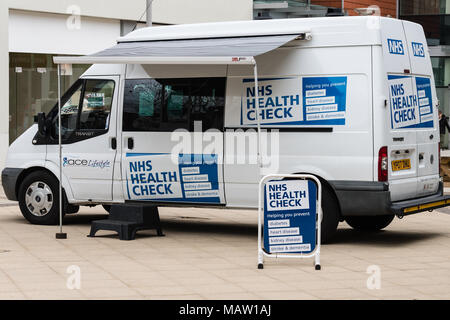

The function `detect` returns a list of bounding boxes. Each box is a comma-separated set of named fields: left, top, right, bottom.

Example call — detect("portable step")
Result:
left=88, top=204, right=164, bottom=240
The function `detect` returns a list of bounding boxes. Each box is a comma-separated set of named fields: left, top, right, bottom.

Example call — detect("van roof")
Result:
left=118, top=16, right=409, bottom=47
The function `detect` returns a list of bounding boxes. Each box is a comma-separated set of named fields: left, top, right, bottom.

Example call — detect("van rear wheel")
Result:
left=345, top=215, right=395, bottom=231
left=18, top=171, right=64, bottom=225
left=320, top=184, right=340, bottom=244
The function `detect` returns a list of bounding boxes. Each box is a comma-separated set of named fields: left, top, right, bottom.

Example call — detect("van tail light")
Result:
left=378, top=146, right=388, bottom=182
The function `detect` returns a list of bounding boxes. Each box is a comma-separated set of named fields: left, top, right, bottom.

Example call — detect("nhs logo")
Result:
left=412, top=42, right=425, bottom=57
left=387, top=39, right=405, bottom=55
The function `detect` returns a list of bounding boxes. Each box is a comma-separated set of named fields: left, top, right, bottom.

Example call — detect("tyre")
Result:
left=320, top=183, right=340, bottom=244
left=18, top=171, right=64, bottom=225
left=345, top=215, right=395, bottom=231
left=102, top=205, right=111, bottom=213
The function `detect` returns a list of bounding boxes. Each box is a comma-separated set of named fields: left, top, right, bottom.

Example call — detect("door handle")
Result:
left=111, top=137, right=117, bottom=150
left=128, top=137, right=134, bottom=150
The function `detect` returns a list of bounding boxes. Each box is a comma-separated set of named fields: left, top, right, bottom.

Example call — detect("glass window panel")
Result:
left=400, top=0, right=447, bottom=15
left=122, top=77, right=226, bottom=132
left=123, top=79, right=163, bottom=131
left=189, top=78, right=225, bottom=131
left=51, top=82, right=83, bottom=139
left=79, top=80, right=115, bottom=130
left=8, top=52, right=90, bottom=144
left=164, top=83, right=190, bottom=130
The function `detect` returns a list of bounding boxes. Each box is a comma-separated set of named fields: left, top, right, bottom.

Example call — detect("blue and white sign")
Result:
left=387, top=38, right=405, bottom=55
left=388, top=75, right=433, bottom=129
left=125, top=153, right=221, bottom=203
left=412, top=42, right=425, bottom=58
left=303, top=77, right=347, bottom=126
left=241, top=76, right=347, bottom=126
left=263, top=180, right=317, bottom=254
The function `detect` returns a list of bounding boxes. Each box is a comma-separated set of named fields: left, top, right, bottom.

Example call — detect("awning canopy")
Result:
left=53, top=33, right=305, bottom=65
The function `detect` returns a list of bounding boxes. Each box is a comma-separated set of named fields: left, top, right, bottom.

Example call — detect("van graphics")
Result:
left=62, top=157, right=111, bottom=169
left=241, top=76, right=347, bottom=126
left=303, top=77, right=347, bottom=125
left=412, top=42, right=425, bottom=58
left=387, top=39, right=405, bottom=55
left=125, top=153, right=221, bottom=203
left=388, top=75, right=433, bottom=129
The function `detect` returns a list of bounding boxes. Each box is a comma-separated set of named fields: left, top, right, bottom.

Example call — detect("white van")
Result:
left=3, top=17, right=449, bottom=242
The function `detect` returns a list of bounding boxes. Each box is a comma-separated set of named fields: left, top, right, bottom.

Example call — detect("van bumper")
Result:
left=331, top=180, right=450, bottom=217
left=1, top=168, right=23, bottom=201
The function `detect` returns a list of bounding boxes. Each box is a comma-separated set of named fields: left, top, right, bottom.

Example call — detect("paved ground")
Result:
left=0, top=192, right=450, bottom=300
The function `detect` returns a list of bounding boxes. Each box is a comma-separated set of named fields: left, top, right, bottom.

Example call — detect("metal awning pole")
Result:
left=56, top=64, right=67, bottom=239
left=253, top=60, right=264, bottom=266
left=253, top=61, right=262, bottom=171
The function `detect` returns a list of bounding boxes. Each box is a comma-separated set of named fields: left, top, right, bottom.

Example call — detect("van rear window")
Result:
left=123, top=78, right=225, bottom=132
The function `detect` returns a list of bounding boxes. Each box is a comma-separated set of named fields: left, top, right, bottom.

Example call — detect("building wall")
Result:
left=311, top=0, right=397, bottom=17
left=9, top=10, right=121, bottom=55
left=7, top=0, right=253, bottom=24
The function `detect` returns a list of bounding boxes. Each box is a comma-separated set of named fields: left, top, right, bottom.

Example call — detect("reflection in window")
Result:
left=165, top=83, right=190, bottom=130
left=400, top=0, right=447, bottom=15
left=123, top=79, right=163, bottom=131
left=123, top=78, right=225, bottom=132
left=80, top=80, right=115, bottom=130
left=51, top=82, right=82, bottom=139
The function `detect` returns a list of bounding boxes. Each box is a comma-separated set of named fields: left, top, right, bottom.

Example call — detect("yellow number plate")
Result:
left=392, top=159, right=411, bottom=171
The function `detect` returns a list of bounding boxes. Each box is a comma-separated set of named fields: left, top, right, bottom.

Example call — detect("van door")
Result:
left=120, top=77, right=226, bottom=204
left=46, top=76, right=119, bottom=201
left=381, top=19, right=419, bottom=201
left=381, top=19, right=439, bottom=201
left=403, top=21, right=440, bottom=197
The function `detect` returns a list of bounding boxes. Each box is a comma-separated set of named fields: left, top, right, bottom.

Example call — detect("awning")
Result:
left=51, top=30, right=312, bottom=236
left=53, top=34, right=304, bottom=65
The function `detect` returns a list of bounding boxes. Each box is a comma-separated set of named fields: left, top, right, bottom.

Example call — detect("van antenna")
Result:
left=131, top=0, right=153, bottom=32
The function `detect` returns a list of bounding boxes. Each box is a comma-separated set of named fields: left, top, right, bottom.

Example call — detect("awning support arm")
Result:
left=56, top=64, right=67, bottom=240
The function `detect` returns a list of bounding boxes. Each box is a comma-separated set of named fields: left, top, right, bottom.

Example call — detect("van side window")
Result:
left=50, top=79, right=115, bottom=142
left=164, top=83, right=190, bottom=131
left=79, top=80, right=115, bottom=130
left=123, top=79, right=163, bottom=131
left=123, top=78, right=225, bottom=132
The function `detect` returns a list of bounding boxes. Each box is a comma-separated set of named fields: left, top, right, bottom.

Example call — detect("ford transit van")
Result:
left=3, top=17, right=449, bottom=242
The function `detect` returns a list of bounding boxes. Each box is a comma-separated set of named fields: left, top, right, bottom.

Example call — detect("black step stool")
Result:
left=88, top=204, right=164, bottom=240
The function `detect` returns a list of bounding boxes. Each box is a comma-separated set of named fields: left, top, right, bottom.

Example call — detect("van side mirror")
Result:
left=36, top=112, right=47, bottom=136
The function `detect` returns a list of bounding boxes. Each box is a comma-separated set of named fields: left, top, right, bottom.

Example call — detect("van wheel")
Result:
left=320, top=184, right=340, bottom=244
left=18, top=171, right=64, bottom=225
left=345, top=215, right=395, bottom=231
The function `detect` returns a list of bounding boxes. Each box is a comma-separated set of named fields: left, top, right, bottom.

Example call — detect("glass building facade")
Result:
left=8, top=53, right=90, bottom=144
left=400, top=0, right=450, bottom=146
left=400, top=0, right=450, bottom=45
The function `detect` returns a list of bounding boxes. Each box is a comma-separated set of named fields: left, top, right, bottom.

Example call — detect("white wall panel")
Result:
left=9, top=10, right=120, bottom=55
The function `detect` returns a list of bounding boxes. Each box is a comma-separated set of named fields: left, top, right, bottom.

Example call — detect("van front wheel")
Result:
left=18, top=171, right=64, bottom=225
left=345, top=215, right=395, bottom=231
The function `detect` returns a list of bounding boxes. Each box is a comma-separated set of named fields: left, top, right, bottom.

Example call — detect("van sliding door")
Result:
left=120, top=77, right=226, bottom=205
